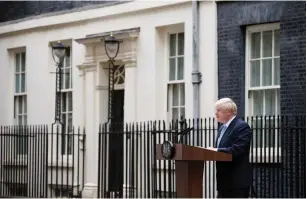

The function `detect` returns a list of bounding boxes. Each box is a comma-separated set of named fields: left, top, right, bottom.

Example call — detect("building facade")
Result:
left=0, top=0, right=218, bottom=197
left=0, top=0, right=305, bottom=198
left=217, top=1, right=306, bottom=198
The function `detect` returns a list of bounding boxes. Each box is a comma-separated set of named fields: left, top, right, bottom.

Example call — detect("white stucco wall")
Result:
left=0, top=0, right=217, bottom=126
left=0, top=0, right=218, bottom=197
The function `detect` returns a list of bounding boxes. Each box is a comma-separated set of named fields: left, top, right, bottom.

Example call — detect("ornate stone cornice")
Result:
left=75, top=27, right=139, bottom=71
left=75, top=27, right=140, bottom=45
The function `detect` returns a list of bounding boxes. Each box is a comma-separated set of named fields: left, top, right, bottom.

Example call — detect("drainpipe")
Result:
left=192, top=0, right=202, bottom=144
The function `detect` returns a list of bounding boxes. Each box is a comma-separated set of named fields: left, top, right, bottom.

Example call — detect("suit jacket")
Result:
left=215, top=116, right=253, bottom=191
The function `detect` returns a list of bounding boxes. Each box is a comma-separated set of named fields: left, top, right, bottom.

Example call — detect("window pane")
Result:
left=18, top=116, right=23, bottom=125
left=253, top=90, right=263, bottom=116
left=178, top=33, right=184, bottom=56
left=262, top=59, right=272, bottom=86
left=70, top=68, right=73, bottom=89
left=251, top=32, right=260, bottom=59
left=180, top=84, right=185, bottom=106
left=62, top=114, right=67, bottom=126
left=262, top=30, right=273, bottom=57
left=62, top=93, right=67, bottom=112
left=274, top=29, right=280, bottom=56
left=65, top=55, right=70, bottom=68
left=177, top=57, right=184, bottom=80
left=60, top=68, right=65, bottom=89
left=15, top=74, right=20, bottom=93
left=180, top=107, right=185, bottom=120
left=264, top=119, right=276, bottom=148
left=172, top=84, right=179, bottom=106
left=18, top=97, right=23, bottom=114
left=68, top=92, right=73, bottom=111
left=24, top=115, right=27, bottom=125
left=169, top=34, right=176, bottom=57
left=24, top=97, right=27, bottom=113
left=274, top=58, right=280, bottom=85
left=250, top=60, right=260, bottom=87
left=15, top=53, right=20, bottom=73
left=21, top=52, right=26, bottom=72
left=62, top=134, right=67, bottom=155
left=252, top=119, right=262, bottom=147
left=172, top=108, right=179, bottom=121
left=265, top=90, right=275, bottom=116
left=64, top=68, right=70, bottom=89
left=17, top=133, right=28, bottom=155
left=68, top=113, right=73, bottom=128
left=21, top=73, right=25, bottom=92
left=68, top=134, right=73, bottom=155
left=169, top=58, right=176, bottom=81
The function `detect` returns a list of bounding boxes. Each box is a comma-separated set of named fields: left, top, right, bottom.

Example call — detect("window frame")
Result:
left=59, top=47, right=73, bottom=156
left=13, top=50, right=28, bottom=160
left=166, top=29, right=186, bottom=122
left=245, top=23, right=281, bottom=163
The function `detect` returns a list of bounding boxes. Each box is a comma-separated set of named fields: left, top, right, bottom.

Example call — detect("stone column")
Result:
left=122, top=48, right=138, bottom=197
left=81, top=65, right=99, bottom=198
left=123, top=59, right=137, bottom=123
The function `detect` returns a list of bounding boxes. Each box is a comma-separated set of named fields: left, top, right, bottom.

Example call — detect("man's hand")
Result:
left=206, top=147, right=217, bottom=151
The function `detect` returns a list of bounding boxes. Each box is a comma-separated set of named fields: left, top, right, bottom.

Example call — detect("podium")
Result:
left=156, top=143, right=232, bottom=198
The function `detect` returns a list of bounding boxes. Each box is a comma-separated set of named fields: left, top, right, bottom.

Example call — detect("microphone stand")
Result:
left=178, top=127, right=194, bottom=144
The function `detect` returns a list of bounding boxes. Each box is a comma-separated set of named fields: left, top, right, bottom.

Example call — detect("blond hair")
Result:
left=215, top=98, right=237, bottom=114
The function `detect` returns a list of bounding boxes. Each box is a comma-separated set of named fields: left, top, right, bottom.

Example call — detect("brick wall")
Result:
left=217, top=1, right=306, bottom=198
left=280, top=2, right=306, bottom=116
left=217, top=1, right=305, bottom=116
left=0, top=1, right=119, bottom=23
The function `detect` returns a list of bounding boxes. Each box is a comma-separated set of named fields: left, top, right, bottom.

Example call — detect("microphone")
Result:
left=178, top=127, right=194, bottom=144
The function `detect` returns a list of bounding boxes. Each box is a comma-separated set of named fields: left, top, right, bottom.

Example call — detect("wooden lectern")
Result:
left=156, top=144, right=232, bottom=198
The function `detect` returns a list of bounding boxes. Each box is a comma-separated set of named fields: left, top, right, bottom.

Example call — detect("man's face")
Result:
left=215, top=108, right=232, bottom=123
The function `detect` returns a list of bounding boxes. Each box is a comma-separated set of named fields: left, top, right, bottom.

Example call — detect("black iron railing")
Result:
left=0, top=125, right=85, bottom=198
left=97, top=115, right=306, bottom=198
left=0, top=115, right=304, bottom=198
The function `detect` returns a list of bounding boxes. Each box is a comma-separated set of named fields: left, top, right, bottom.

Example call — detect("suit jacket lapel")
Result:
left=217, top=116, right=238, bottom=148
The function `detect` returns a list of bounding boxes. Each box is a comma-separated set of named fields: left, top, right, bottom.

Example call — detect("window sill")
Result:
left=48, top=155, right=74, bottom=168
left=1, top=156, right=28, bottom=166
left=250, top=147, right=282, bottom=163
left=1, top=159, right=28, bottom=167
left=48, top=160, right=74, bottom=168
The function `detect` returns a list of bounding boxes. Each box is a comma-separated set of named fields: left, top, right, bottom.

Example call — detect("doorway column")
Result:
left=75, top=27, right=140, bottom=198
left=123, top=59, right=137, bottom=123
left=122, top=35, right=139, bottom=197
left=78, top=63, right=99, bottom=198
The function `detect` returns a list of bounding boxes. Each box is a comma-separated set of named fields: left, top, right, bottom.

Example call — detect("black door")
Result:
left=108, top=90, right=124, bottom=197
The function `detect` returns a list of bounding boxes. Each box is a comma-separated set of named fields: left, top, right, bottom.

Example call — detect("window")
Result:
left=14, top=51, right=28, bottom=155
left=246, top=24, right=280, bottom=117
left=60, top=48, right=73, bottom=155
left=167, top=32, right=185, bottom=121
left=246, top=23, right=281, bottom=160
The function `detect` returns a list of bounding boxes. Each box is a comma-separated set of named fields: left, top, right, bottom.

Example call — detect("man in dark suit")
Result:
left=207, top=98, right=253, bottom=198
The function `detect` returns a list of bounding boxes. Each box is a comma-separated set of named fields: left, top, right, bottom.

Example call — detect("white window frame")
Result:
left=245, top=23, right=281, bottom=163
left=60, top=47, right=73, bottom=157
left=13, top=50, right=28, bottom=160
left=166, top=27, right=186, bottom=122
